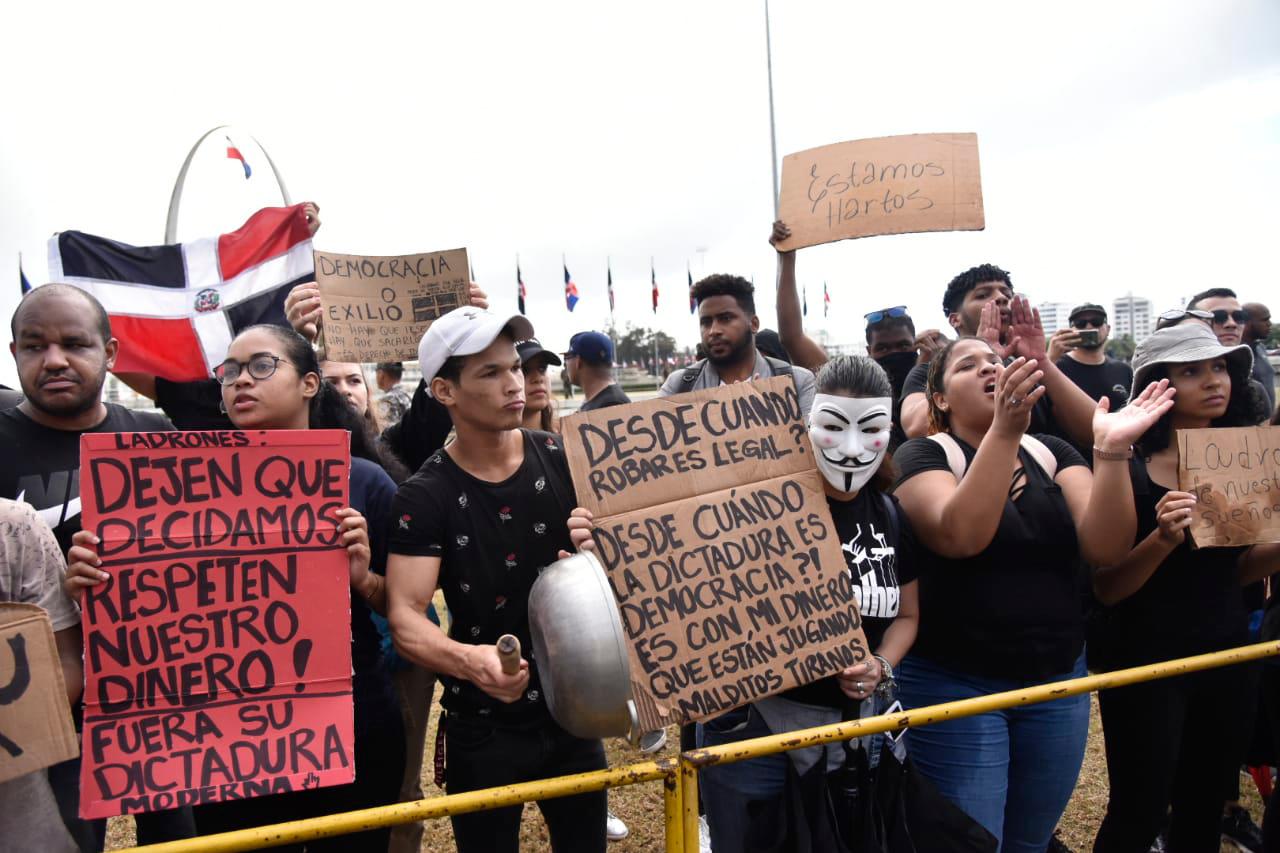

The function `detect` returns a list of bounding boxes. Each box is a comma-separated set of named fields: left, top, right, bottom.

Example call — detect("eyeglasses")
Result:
left=1071, top=316, right=1106, bottom=329
left=1209, top=309, right=1250, bottom=325
left=1156, top=309, right=1213, bottom=329
left=214, top=354, right=293, bottom=386
left=864, top=305, right=908, bottom=324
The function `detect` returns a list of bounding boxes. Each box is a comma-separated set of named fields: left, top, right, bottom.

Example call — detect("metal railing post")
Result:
left=679, top=756, right=700, bottom=851
left=663, top=768, right=685, bottom=852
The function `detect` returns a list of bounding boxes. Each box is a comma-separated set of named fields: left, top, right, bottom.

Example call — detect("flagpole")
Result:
left=765, top=0, right=780, bottom=218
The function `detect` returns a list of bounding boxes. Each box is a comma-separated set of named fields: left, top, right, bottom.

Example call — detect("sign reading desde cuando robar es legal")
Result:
left=315, top=248, right=470, bottom=362
left=775, top=132, right=984, bottom=251
left=1178, top=425, right=1280, bottom=548
left=0, top=603, right=79, bottom=784
left=561, top=377, right=869, bottom=730
left=78, top=430, right=354, bottom=818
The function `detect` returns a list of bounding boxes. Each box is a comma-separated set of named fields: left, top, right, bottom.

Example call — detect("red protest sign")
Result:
left=77, top=430, right=354, bottom=819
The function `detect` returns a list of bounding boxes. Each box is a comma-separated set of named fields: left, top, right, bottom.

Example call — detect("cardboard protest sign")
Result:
left=561, top=377, right=868, bottom=730
left=78, top=430, right=354, bottom=818
left=315, top=248, right=469, bottom=362
left=775, top=132, right=984, bottom=251
left=1178, top=426, right=1280, bottom=548
left=0, top=603, right=79, bottom=784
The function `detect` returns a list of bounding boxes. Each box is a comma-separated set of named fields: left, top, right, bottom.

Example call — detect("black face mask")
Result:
left=875, top=350, right=918, bottom=398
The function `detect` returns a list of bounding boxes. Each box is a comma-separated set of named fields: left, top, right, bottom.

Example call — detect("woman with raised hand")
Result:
left=890, top=336, right=1174, bottom=852
left=1091, top=323, right=1279, bottom=851
left=66, top=325, right=404, bottom=852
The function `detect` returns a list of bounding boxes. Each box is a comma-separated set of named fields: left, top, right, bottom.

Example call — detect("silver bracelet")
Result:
left=874, top=655, right=896, bottom=696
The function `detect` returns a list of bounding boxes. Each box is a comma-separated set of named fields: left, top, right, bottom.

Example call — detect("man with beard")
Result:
left=659, top=274, right=816, bottom=418
left=1050, top=303, right=1132, bottom=415
left=2, top=284, right=191, bottom=849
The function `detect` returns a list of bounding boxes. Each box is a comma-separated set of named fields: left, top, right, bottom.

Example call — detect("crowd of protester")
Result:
left=3, top=204, right=1280, bottom=853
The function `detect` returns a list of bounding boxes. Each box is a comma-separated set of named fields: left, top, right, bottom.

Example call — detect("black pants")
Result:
left=193, top=687, right=405, bottom=853
left=47, top=755, right=196, bottom=851
left=1094, top=662, right=1256, bottom=852
left=444, top=713, right=607, bottom=853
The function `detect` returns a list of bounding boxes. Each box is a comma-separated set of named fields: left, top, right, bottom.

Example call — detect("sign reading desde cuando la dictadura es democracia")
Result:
left=561, top=377, right=869, bottom=731
left=314, top=248, right=470, bottom=363
left=1178, top=425, right=1280, bottom=548
left=775, top=132, right=984, bottom=251
left=77, top=430, right=355, bottom=818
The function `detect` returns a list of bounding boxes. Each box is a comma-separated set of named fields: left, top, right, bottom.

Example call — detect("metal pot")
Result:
left=528, top=550, right=638, bottom=743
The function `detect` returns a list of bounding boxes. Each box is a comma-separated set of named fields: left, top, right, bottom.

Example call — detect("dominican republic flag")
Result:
left=46, top=204, right=315, bottom=382
left=564, top=262, right=579, bottom=312
left=824, top=281, right=831, bottom=318
left=19, top=255, right=32, bottom=295
left=607, top=263, right=615, bottom=313
left=688, top=264, right=695, bottom=314
left=517, top=262, right=527, bottom=315
left=226, top=137, right=251, bottom=180
left=651, top=260, right=658, bottom=313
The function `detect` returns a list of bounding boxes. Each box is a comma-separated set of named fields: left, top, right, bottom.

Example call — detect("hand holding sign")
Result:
left=1178, top=426, right=1280, bottom=547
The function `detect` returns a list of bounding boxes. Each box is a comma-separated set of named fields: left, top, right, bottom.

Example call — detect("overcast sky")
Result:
left=2, top=0, right=1277, bottom=387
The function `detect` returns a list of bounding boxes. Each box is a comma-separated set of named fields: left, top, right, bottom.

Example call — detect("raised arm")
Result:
left=1056, top=380, right=1175, bottom=567
left=895, top=358, right=1045, bottom=557
left=770, top=221, right=828, bottom=373
left=1007, top=297, right=1100, bottom=447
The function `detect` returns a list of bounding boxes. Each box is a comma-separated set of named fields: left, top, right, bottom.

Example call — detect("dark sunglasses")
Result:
left=864, top=305, right=908, bottom=323
left=214, top=353, right=293, bottom=386
left=1071, top=316, right=1106, bottom=329
left=1210, top=309, right=1250, bottom=325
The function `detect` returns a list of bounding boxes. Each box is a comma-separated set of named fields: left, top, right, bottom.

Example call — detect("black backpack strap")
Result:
left=681, top=359, right=707, bottom=385
left=762, top=355, right=794, bottom=378
left=878, top=491, right=900, bottom=549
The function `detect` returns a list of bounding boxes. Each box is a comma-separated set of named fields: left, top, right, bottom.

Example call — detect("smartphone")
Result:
left=1076, top=329, right=1100, bottom=346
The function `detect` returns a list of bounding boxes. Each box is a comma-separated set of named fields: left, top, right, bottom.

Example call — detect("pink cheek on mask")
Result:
left=814, top=435, right=837, bottom=448
left=871, top=439, right=884, bottom=450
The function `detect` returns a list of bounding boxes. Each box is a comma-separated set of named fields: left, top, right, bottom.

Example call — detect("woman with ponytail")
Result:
left=66, top=325, right=405, bottom=851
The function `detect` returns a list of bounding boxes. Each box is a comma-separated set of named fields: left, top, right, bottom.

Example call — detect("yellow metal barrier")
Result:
left=129, top=640, right=1280, bottom=852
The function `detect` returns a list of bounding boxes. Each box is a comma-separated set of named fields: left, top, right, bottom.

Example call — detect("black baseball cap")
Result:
left=516, top=338, right=562, bottom=367
left=1068, top=303, right=1107, bottom=323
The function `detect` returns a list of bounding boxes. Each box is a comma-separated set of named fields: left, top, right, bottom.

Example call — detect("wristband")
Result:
left=1093, top=445, right=1134, bottom=461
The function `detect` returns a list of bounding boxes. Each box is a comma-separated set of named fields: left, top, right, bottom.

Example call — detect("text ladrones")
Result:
left=77, top=430, right=354, bottom=818
left=562, top=377, right=870, bottom=730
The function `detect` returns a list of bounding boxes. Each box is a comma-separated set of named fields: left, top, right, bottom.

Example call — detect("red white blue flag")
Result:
left=607, top=262, right=615, bottom=313
left=226, top=136, right=251, bottom=180
left=688, top=264, right=695, bottom=315
left=824, top=281, right=831, bottom=318
left=517, top=262, right=527, bottom=315
left=651, top=260, right=658, bottom=313
left=45, top=204, right=315, bottom=381
left=564, top=262, right=579, bottom=312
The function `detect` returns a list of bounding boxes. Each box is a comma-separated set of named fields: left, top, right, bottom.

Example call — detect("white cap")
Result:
left=418, top=306, right=535, bottom=398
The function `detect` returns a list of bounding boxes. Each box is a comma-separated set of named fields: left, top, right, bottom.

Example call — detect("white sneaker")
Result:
left=638, top=728, right=668, bottom=753
left=699, top=815, right=712, bottom=853
left=607, top=810, right=629, bottom=841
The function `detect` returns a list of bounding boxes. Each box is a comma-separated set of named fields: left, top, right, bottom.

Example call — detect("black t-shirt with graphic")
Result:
left=0, top=404, right=173, bottom=554
left=894, top=433, right=1087, bottom=680
left=784, top=488, right=919, bottom=707
left=1055, top=355, right=1132, bottom=412
left=388, top=429, right=575, bottom=723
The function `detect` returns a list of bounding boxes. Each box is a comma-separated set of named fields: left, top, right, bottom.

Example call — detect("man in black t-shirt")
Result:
left=5, top=285, right=188, bottom=849
left=1050, top=304, right=1132, bottom=414
left=386, top=307, right=607, bottom=853
left=898, top=265, right=1098, bottom=447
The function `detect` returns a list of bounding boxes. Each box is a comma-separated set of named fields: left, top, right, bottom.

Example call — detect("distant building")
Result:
left=1037, top=303, right=1076, bottom=335
left=1112, top=295, right=1153, bottom=343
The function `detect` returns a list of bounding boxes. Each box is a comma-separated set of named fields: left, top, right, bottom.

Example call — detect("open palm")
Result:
left=1092, top=379, right=1176, bottom=450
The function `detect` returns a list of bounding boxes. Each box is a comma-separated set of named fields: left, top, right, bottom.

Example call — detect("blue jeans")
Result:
left=697, top=707, right=789, bottom=852
left=898, top=653, right=1089, bottom=853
